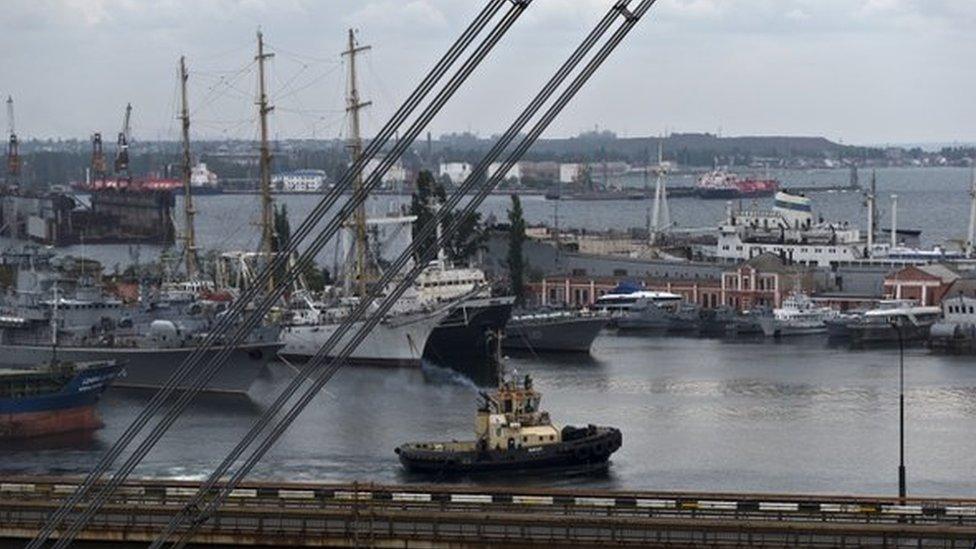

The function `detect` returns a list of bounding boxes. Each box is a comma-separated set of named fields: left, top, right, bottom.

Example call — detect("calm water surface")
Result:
left=3, top=333, right=975, bottom=496
left=29, top=166, right=975, bottom=268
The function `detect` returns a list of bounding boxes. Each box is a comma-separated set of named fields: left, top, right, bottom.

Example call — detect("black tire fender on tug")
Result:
left=574, top=445, right=591, bottom=461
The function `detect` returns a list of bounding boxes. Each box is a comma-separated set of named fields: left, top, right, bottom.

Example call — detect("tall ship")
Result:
left=696, top=169, right=779, bottom=199
left=0, top=248, right=282, bottom=394
left=0, top=360, right=123, bottom=439
left=395, top=372, right=622, bottom=474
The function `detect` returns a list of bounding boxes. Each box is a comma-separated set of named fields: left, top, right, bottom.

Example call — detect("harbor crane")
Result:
left=114, top=103, right=132, bottom=180
left=5, top=96, right=19, bottom=186
left=90, top=133, right=107, bottom=183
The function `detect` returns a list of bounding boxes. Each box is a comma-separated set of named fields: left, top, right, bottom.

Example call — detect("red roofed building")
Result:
left=882, top=264, right=959, bottom=306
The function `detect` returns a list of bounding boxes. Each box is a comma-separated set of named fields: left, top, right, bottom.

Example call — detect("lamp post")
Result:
left=890, top=318, right=906, bottom=501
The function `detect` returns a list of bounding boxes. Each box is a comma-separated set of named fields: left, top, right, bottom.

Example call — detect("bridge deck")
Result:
left=3, top=476, right=976, bottom=547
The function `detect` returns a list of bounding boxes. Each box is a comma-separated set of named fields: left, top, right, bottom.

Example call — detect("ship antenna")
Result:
left=50, top=281, right=59, bottom=363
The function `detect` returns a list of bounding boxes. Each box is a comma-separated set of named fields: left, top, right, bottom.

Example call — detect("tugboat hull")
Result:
left=395, top=426, right=621, bottom=475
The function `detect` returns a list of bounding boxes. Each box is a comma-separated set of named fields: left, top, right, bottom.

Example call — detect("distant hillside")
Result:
left=430, top=132, right=873, bottom=166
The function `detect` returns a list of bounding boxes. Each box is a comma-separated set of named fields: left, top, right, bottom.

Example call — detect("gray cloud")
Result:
left=1, top=0, right=973, bottom=144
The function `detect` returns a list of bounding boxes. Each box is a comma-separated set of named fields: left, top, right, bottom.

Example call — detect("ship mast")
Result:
left=866, top=170, right=876, bottom=257
left=178, top=56, right=198, bottom=278
left=5, top=96, right=19, bottom=187
left=342, top=28, right=372, bottom=296
left=650, top=137, right=669, bottom=245
left=255, top=31, right=275, bottom=290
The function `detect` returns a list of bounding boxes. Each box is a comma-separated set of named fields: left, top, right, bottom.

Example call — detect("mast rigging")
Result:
left=179, top=56, right=199, bottom=278
left=343, top=28, right=373, bottom=297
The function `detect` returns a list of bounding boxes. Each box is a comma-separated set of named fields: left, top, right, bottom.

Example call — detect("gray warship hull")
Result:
left=0, top=341, right=283, bottom=394
left=503, top=316, right=607, bottom=353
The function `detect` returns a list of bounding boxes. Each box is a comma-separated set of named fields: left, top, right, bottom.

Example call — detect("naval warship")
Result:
left=0, top=248, right=282, bottom=394
left=395, top=373, right=621, bottom=474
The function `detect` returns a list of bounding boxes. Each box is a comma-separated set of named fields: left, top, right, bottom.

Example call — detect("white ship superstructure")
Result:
left=759, top=292, right=838, bottom=337
left=712, top=191, right=869, bottom=267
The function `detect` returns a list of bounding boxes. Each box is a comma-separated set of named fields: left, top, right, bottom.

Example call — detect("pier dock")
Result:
left=3, top=476, right=975, bottom=547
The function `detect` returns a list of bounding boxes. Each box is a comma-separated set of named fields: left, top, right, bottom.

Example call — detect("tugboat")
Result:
left=395, top=373, right=622, bottom=474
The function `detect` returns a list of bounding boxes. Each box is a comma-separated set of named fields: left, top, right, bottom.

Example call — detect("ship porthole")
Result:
left=248, top=349, right=264, bottom=360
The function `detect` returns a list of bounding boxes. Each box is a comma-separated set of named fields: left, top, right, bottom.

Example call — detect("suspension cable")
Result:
left=28, top=2, right=513, bottom=547
left=160, top=1, right=656, bottom=545
left=47, top=3, right=528, bottom=547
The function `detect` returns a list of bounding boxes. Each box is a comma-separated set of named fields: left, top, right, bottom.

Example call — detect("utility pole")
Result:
left=6, top=96, right=19, bottom=187
left=255, top=30, right=275, bottom=290
left=967, top=163, right=976, bottom=258
left=179, top=56, right=198, bottom=278
left=890, top=319, right=907, bottom=501
left=342, top=28, right=372, bottom=297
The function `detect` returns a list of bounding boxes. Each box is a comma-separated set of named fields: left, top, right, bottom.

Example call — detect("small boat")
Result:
left=616, top=297, right=700, bottom=333
left=759, top=292, right=838, bottom=337
left=0, top=360, right=123, bottom=439
left=395, top=373, right=621, bottom=475
left=848, top=305, right=941, bottom=345
left=503, top=309, right=608, bottom=353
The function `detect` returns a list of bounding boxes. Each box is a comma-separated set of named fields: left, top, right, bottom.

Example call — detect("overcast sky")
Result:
left=2, top=0, right=974, bottom=145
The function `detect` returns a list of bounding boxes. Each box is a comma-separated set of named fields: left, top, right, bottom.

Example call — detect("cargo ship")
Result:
left=696, top=170, right=779, bottom=199
left=0, top=360, right=122, bottom=439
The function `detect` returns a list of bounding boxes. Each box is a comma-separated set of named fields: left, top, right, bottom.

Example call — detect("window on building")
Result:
left=613, top=269, right=628, bottom=276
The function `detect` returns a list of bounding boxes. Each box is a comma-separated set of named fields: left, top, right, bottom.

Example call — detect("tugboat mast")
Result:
left=343, top=28, right=372, bottom=297
left=178, top=56, right=198, bottom=279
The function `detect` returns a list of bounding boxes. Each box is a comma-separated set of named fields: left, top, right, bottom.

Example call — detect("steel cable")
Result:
left=160, top=1, right=655, bottom=545
left=47, top=3, right=525, bottom=548
left=28, top=2, right=510, bottom=546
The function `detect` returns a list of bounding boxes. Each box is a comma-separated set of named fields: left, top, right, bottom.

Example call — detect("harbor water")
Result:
left=1, top=166, right=974, bottom=496
left=2, top=332, right=975, bottom=496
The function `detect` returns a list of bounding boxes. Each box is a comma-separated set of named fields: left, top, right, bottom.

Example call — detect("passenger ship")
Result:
left=710, top=191, right=869, bottom=267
